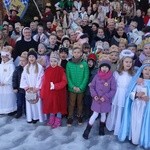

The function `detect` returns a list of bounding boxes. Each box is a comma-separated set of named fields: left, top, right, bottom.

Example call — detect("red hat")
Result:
left=88, top=53, right=97, bottom=62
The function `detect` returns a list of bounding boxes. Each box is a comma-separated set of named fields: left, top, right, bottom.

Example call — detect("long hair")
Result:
left=26, top=62, right=39, bottom=74
left=117, top=57, right=135, bottom=76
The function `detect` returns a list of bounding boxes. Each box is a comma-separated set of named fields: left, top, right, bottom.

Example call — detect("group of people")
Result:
left=0, top=0, right=150, bottom=149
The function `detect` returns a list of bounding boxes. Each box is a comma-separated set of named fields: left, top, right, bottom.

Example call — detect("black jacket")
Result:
left=12, top=65, right=25, bottom=93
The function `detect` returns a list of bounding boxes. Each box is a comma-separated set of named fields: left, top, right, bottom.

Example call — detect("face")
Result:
left=70, top=32, right=76, bottom=42
left=136, top=9, right=141, bottom=17
left=30, top=22, right=37, bottom=31
left=2, top=29, right=9, bottom=38
left=38, top=26, right=44, bottom=35
left=19, top=57, right=28, bottom=67
left=46, top=22, right=52, bottom=28
left=119, top=43, right=126, bottom=52
left=23, top=29, right=32, bottom=40
left=128, top=47, right=137, bottom=53
left=129, top=22, right=136, bottom=31
left=49, top=35, right=57, bottom=45
left=143, top=44, right=150, bottom=57
left=109, top=52, right=119, bottom=63
left=97, top=28, right=104, bottom=37
left=123, top=57, right=133, bottom=71
left=50, top=59, right=58, bottom=68
left=11, top=10, right=17, bottom=16
left=28, top=55, right=36, bottom=64
left=63, top=40, right=70, bottom=48
left=83, top=48, right=90, bottom=54
left=56, top=30, right=64, bottom=38
left=100, top=66, right=109, bottom=73
left=38, top=46, right=46, bottom=55
left=107, top=23, right=115, bottom=31
left=59, top=52, right=68, bottom=60
left=45, top=8, right=51, bottom=13
left=8, top=25, right=13, bottom=32
left=117, top=28, right=124, bottom=37
left=73, top=48, right=82, bottom=59
left=88, top=59, right=94, bottom=68
left=1, top=56, right=9, bottom=63
left=82, top=20, right=88, bottom=26
left=92, top=24, right=98, bottom=32
left=142, top=66, right=150, bottom=79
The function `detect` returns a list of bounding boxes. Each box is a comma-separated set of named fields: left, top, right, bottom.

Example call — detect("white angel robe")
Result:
left=20, top=63, right=45, bottom=122
left=0, top=59, right=17, bottom=114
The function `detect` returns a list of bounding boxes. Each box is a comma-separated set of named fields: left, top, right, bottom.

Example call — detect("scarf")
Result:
left=71, top=57, right=82, bottom=63
left=98, top=70, right=112, bottom=80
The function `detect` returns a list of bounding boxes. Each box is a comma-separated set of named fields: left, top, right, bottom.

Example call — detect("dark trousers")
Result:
left=17, top=92, right=26, bottom=114
left=68, top=92, right=84, bottom=118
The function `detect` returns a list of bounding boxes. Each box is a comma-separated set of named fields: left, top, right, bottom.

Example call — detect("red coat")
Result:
left=40, top=66, right=67, bottom=114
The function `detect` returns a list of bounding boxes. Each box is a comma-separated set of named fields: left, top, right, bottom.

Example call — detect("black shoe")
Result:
left=83, top=123, right=92, bottom=139
left=67, top=118, right=73, bottom=126
left=99, top=122, right=105, bottom=136
left=27, top=121, right=33, bottom=124
left=77, top=116, right=83, bottom=125
left=15, top=113, right=22, bottom=119
left=32, top=119, right=39, bottom=124
left=8, top=111, right=17, bottom=116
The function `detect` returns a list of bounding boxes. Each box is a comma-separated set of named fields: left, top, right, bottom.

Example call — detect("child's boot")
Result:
left=47, top=116, right=55, bottom=126
left=99, top=122, right=105, bottom=136
left=52, top=117, right=61, bottom=128
left=83, top=123, right=92, bottom=139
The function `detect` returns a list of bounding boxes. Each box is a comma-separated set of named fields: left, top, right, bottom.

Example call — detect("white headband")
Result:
left=1, top=51, right=11, bottom=59
left=119, top=49, right=134, bottom=60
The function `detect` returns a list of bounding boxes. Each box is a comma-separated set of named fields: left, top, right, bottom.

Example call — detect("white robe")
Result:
left=106, top=71, right=132, bottom=135
left=130, top=84, right=147, bottom=145
left=20, top=63, right=45, bottom=122
left=0, top=59, right=17, bottom=114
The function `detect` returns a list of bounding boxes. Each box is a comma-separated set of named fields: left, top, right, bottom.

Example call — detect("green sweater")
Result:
left=66, top=59, right=89, bottom=93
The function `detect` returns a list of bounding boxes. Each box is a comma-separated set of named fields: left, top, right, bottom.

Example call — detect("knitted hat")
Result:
left=28, top=48, right=37, bottom=59
left=59, top=47, right=69, bottom=55
left=50, top=51, right=60, bottom=63
left=62, top=35, right=71, bottom=44
left=99, top=60, right=111, bottom=70
left=88, top=53, right=97, bottom=62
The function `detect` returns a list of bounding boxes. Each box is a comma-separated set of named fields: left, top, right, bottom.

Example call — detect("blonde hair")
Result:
left=26, top=61, right=38, bottom=74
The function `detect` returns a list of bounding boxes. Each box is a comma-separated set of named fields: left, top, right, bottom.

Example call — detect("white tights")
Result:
left=89, top=111, right=106, bottom=125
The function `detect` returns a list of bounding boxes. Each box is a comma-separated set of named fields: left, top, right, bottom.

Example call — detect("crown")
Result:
left=142, top=58, right=150, bottom=65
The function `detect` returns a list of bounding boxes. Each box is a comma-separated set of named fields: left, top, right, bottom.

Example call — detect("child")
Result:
left=84, top=53, right=98, bottom=119
left=41, top=51, right=67, bottom=128
left=66, top=45, right=89, bottom=126
left=118, top=38, right=127, bottom=52
left=12, top=51, right=28, bottom=118
left=20, top=49, right=45, bottom=123
left=59, top=47, right=68, bottom=70
left=82, top=43, right=91, bottom=61
left=118, top=59, right=150, bottom=148
left=106, top=49, right=135, bottom=135
left=109, top=45, right=119, bottom=72
left=37, top=43, right=49, bottom=69
left=0, top=46, right=17, bottom=115
left=83, top=58, right=116, bottom=139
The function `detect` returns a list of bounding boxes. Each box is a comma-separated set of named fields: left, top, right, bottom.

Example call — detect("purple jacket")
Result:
left=90, top=73, right=116, bottom=113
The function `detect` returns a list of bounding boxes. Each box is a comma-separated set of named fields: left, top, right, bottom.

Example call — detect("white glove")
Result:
left=50, top=82, right=55, bottom=90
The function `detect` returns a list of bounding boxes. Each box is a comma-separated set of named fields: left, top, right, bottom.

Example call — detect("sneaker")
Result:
left=67, top=118, right=73, bottom=127
left=77, top=116, right=83, bottom=125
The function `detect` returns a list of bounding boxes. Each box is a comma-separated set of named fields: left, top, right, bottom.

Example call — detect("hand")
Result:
left=13, top=89, right=18, bottom=93
left=73, top=87, right=78, bottom=92
left=100, top=97, right=105, bottom=102
left=94, top=96, right=99, bottom=101
left=136, top=92, right=145, bottom=98
left=141, top=96, right=149, bottom=101
left=50, top=82, right=55, bottom=90
left=137, top=78, right=144, bottom=85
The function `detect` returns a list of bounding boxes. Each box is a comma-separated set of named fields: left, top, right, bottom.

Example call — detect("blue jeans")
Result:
left=17, top=92, right=26, bottom=114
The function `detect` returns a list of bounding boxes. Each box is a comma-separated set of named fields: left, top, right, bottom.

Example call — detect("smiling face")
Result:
left=143, top=44, right=150, bottom=57
left=50, top=58, right=58, bottom=68
left=142, top=66, right=150, bottom=79
left=123, top=57, right=133, bottom=71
